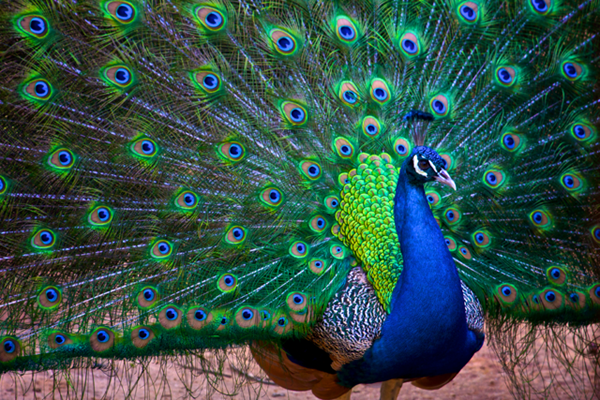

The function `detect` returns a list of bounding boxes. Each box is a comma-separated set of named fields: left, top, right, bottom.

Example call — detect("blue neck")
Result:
left=339, top=162, right=481, bottom=385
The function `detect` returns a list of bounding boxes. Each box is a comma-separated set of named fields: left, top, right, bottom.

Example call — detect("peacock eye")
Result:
left=496, top=67, right=517, bottom=87
left=334, top=137, right=354, bottom=158
left=195, top=7, right=227, bottom=31
left=23, top=78, right=53, bottom=102
left=400, top=32, right=420, bottom=56
left=418, top=160, right=430, bottom=170
left=300, top=161, right=321, bottom=180
left=561, top=61, right=584, bottom=81
left=338, top=25, right=355, bottom=41
left=89, top=206, right=113, bottom=226
left=270, top=29, right=298, bottom=55
left=280, top=101, right=308, bottom=125
left=530, top=0, right=549, bottom=14
left=458, top=2, right=478, bottom=23
left=105, top=1, right=137, bottom=23
left=290, top=241, right=309, bottom=258
left=18, top=15, right=50, bottom=38
left=194, top=71, right=222, bottom=93
left=226, top=226, right=246, bottom=244
left=363, top=116, right=382, bottom=138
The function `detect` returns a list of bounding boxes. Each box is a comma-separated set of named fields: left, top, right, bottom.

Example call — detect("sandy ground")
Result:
left=0, top=342, right=516, bottom=400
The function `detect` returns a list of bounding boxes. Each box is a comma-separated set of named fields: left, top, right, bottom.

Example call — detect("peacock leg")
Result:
left=379, top=379, right=404, bottom=400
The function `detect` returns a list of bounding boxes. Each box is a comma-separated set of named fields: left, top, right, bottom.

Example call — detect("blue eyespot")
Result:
left=531, top=0, right=548, bottom=13
left=460, top=5, right=476, bottom=21
left=289, top=107, right=305, bottom=122
left=228, top=144, right=242, bottom=157
left=114, top=68, right=130, bottom=85
left=396, top=144, right=406, bottom=154
left=445, top=238, right=451, bottom=246
left=460, top=247, right=467, bottom=255
left=30, top=17, right=46, bottom=34
left=503, top=135, right=515, bottom=149
left=340, top=145, right=352, bottom=156
left=307, top=165, right=320, bottom=177
left=569, top=293, right=579, bottom=303
left=269, top=189, right=280, bottom=202
left=141, top=140, right=155, bottom=155
left=220, top=317, right=228, bottom=325
left=183, top=193, right=195, bottom=206
left=293, top=295, right=304, bottom=305
left=572, top=124, right=585, bottom=138
left=563, top=63, right=577, bottom=78
left=373, top=88, right=387, bottom=101
left=338, top=25, right=355, bottom=41
left=232, top=228, right=244, bottom=240
left=497, top=68, right=513, bottom=84
left=550, top=268, right=561, bottom=279
left=296, top=243, right=306, bottom=253
left=446, top=210, right=455, bottom=221
left=342, top=90, right=357, bottom=104
left=203, top=74, right=218, bottom=90
left=4, top=340, right=16, bottom=353
left=562, top=175, right=575, bottom=188
left=96, top=207, right=110, bottom=222
left=314, top=260, right=323, bottom=268
left=138, top=328, right=149, bottom=340
left=205, top=12, right=223, bottom=28
left=223, top=274, right=235, bottom=287
left=116, top=4, right=134, bottom=21
left=486, top=172, right=497, bottom=184
left=54, top=334, right=65, bottom=345
left=278, top=317, right=287, bottom=326
left=96, top=330, right=109, bottom=343
left=532, top=294, right=539, bottom=304
left=502, top=286, right=512, bottom=297
left=40, top=230, right=54, bottom=245
left=545, top=291, right=556, bottom=302
left=45, top=288, right=58, bottom=303
left=195, top=309, right=207, bottom=321
left=143, top=289, right=155, bottom=301
left=158, top=242, right=170, bottom=254
left=427, top=195, right=434, bottom=204
left=241, top=309, right=254, bottom=320
left=432, top=99, right=446, bottom=114
left=401, top=39, right=417, bottom=54
left=475, top=233, right=484, bottom=244
left=277, top=37, right=293, bottom=52
left=366, top=124, right=378, bottom=135
left=261, top=310, right=271, bottom=320
left=595, top=286, right=600, bottom=298
left=532, top=212, right=543, bottom=223
left=165, top=308, right=178, bottom=321
left=330, top=199, right=339, bottom=208
left=35, top=81, right=49, bottom=97
left=58, top=150, right=72, bottom=166
left=317, top=217, right=325, bottom=228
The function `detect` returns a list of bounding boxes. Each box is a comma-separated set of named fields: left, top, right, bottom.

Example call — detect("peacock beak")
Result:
left=434, top=170, right=456, bottom=191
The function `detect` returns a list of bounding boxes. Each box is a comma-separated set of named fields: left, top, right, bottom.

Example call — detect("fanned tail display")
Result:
left=0, top=0, right=599, bottom=398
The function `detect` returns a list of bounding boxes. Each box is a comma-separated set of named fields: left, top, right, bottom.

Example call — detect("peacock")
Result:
left=0, top=0, right=599, bottom=399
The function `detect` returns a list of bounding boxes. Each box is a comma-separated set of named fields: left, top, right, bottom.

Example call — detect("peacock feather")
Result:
left=0, top=0, right=599, bottom=398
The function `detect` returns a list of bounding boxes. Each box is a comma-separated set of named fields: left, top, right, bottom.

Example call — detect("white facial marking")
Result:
left=413, top=155, right=428, bottom=177
left=428, top=160, right=438, bottom=174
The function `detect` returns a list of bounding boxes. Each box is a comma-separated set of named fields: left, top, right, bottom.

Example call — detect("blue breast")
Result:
left=338, top=163, right=484, bottom=386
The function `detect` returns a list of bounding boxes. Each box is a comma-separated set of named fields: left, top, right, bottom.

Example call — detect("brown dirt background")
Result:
left=0, top=342, right=517, bottom=400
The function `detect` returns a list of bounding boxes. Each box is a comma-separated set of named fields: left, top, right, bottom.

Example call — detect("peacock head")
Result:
left=405, top=146, right=456, bottom=190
